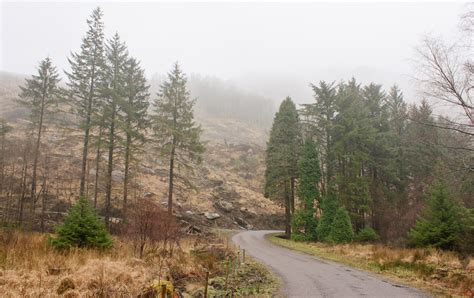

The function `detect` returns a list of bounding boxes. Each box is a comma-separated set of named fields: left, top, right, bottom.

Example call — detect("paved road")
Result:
left=232, top=230, right=428, bottom=298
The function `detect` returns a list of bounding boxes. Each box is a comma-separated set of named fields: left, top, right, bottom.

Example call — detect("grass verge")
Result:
left=267, top=233, right=473, bottom=297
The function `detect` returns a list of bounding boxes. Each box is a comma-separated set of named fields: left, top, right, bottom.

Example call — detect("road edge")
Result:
left=265, top=233, right=440, bottom=297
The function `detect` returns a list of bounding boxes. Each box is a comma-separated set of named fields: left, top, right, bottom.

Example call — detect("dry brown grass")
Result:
left=0, top=229, right=210, bottom=297
left=269, top=235, right=474, bottom=297
left=0, top=229, right=277, bottom=297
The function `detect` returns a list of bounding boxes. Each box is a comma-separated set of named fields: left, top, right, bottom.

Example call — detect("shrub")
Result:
left=49, top=197, right=112, bottom=250
left=327, top=207, right=353, bottom=243
left=355, top=227, right=379, bottom=243
left=408, top=183, right=462, bottom=250
left=316, top=193, right=339, bottom=241
left=291, top=210, right=317, bottom=241
left=125, top=198, right=182, bottom=258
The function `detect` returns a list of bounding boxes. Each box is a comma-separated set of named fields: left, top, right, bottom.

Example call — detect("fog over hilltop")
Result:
left=1, top=2, right=466, bottom=106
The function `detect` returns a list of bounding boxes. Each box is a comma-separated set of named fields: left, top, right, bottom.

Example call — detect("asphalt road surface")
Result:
left=232, top=230, right=428, bottom=298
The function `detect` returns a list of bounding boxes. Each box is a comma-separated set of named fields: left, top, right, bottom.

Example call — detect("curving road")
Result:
left=232, top=230, right=428, bottom=298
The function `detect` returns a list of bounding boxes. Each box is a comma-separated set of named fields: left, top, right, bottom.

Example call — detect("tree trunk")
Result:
left=18, top=152, right=28, bottom=227
left=104, top=106, right=116, bottom=228
left=31, top=92, right=46, bottom=212
left=285, top=181, right=291, bottom=239
left=167, top=142, right=175, bottom=216
left=123, top=125, right=131, bottom=210
left=93, top=125, right=103, bottom=209
left=79, top=109, right=91, bottom=197
left=80, top=66, right=96, bottom=197
left=290, top=177, right=295, bottom=215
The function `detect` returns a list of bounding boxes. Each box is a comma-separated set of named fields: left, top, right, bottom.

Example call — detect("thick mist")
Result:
left=1, top=2, right=465, bottom=104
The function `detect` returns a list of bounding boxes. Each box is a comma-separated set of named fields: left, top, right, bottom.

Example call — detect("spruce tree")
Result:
left=328, top=207, right=353, bottom=243
left=122, top=57, right=150, bottom=208
left=100, top=33, right=128, bottom=226
left=50, top=197, right=112, bottom=250
left=316, top=192, right=339, bottom=241
left=66, top=7, right=105, bottom=197
left=264, top=97, right=300, bottom=238
left=303, top=81, right=337, bottom=193
left=18, top=57, right=61, bottom=208
left=152, top=63, right=204, bottom=216
left=408, top=183, right=462, bottom=250
left=293, top=139, right=320, bottom=240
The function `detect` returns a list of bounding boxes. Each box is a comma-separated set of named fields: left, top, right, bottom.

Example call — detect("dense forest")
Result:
left=263, top=7, right=473, bottom=255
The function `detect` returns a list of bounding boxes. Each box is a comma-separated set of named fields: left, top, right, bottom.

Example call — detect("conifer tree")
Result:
left=264, top=97, right=300, bottom=238
left=50, top=197, right=112, bottom=249
left=328, top=207, right=353, bottom=243
left=122, top=57, right=149, bottom=208
left=18, top=57, right=60, bottom=207
left=408, top=183, right=462, bottom=250
left=66, top=7, right=105, bottom=197
left=303, top=81, right=337, bottom=192
left=101, top=33, right=128, bottom=226
left=152, top=63, right=204, bottom=216
left=316, top=191, right=339, bottom=241
left=293, top=139, right=320, bottom=240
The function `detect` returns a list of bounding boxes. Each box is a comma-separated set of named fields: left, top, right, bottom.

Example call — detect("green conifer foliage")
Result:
left=264, top=97, right=300, bottom=238
left=292, top=139, right=320, bottom=240
left=408, top=183, right=463, bottom=250
left=316, top=192, right=339, bottom=241
left=328, top=207, right=353, bottom=243
left=50, top=198, right=112, bottom=250
left=152, top=63, right=204, bottom=216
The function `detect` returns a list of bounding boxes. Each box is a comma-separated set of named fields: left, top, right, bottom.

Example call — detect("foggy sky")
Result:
left=1, top=1, right=467, bottom=104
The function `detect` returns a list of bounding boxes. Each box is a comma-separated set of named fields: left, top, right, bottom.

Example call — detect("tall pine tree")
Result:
left=18, top=57, right=61, bottom=210
left=100, top=33, right=128, bottom=226
left=122, top=57, right=150, bottom=208
left=152, top=63, right=204, bottom=216
left=293, top=138, right=320, bottom=240
left=264, top=97, right=300, bottom=238
left=66, top=7, right=105, bottom=197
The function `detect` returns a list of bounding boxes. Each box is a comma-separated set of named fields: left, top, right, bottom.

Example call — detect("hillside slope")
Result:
left=0, top=71, right=283, bottom=231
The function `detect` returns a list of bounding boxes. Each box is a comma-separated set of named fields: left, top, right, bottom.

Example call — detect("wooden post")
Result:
left=204, top=270, right=210, bottom=298
left=234, top=257, right=237, bottom=274
left=160, top=284, right=166, bottom=298
left=243, top=249, right=246, bottom=264
left=224, top=257, right=230, bottom=291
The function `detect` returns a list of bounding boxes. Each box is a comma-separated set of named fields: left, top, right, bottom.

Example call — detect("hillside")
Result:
left=0, top=71, right=283, bottom=232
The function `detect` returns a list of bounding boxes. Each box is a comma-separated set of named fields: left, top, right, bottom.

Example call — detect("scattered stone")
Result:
left=143, top=192, right=155, bottom=198
left=111, top=170, right=125, bottom=182
left=139, top=166, right=155, bottom=175
left=235, top=217, right=252, bottom=230
left=185, top=210, right=195, bottom=216
left=213, top=200, right=233, bottom=212
left=204, top=212, right=221, bottom=220
left=154, top=168, right=168, bottom=177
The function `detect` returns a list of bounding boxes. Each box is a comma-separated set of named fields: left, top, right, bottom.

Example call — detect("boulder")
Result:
left=214, top=201, right=233, bottom=212
left=235, top=217, right=252, bottom=230
left=143, top=192, right=155, bottom=198
left=112, top=170, right=125, bottom=182
left=204, top=212, right=221, bottom=220
left=139, top=166, right=155, bottom=175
